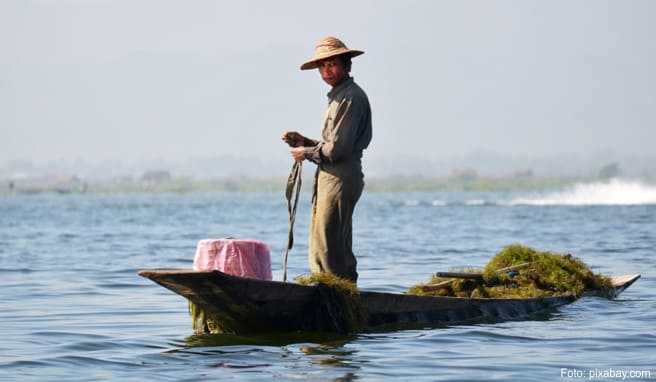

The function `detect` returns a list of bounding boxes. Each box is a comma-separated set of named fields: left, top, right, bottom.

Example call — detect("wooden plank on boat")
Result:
left=433, top=272, right=483, bottom=280
left=433, top=262, right=531, bottom=280
left=420, top=279, right=454, bottom=292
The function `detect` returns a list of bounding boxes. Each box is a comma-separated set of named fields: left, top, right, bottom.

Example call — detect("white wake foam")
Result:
left=510, top=179, right=656, bottom=206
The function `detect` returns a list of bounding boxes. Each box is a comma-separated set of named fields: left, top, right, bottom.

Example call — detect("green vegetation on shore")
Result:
left=1, top=175, right=608, bottom=195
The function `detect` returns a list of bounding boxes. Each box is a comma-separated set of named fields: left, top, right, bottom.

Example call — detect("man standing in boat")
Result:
left=282, top=36, right=372, bottom=283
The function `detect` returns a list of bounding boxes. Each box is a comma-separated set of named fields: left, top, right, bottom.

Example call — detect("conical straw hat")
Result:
left=300, top=36, right=364, bottom=70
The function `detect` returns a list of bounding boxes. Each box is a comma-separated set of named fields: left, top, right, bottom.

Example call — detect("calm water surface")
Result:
left=0, top=192, right=654, bottom=381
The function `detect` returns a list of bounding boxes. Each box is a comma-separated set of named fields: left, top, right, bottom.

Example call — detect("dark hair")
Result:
left=338, top=54, right=352, bottom=72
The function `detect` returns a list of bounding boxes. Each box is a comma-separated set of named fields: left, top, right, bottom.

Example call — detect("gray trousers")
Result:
left=308, top=165, right=364, bottom=283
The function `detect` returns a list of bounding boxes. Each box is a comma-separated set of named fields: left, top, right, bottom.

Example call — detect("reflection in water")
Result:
left=184, top=331, right=354, bottom=348
left=300, top=339, right=358, bottom=368
left=333, top=372, right=359, bottom=381
left=180, top=332, right=361, bottom=376
left=212, top=362, right=272, bottom=369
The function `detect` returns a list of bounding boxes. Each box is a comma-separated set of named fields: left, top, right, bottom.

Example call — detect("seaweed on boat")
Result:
left=189, top=301, right=229, bottom=334
left=408, top=244, right=613, bottom=299
left=296, top=273, right=367, bottom=333
left=295, top=272, right=359, bottom=297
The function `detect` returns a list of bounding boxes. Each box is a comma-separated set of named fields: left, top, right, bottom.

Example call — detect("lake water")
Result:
left=1, top=181, right=655, bottom=381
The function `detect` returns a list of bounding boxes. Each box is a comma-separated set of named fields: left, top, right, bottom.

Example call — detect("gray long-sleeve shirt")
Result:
left=303, top=77, right=372, bottom=170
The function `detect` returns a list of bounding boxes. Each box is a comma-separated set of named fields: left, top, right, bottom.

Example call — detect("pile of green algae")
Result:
left=407, top=244, right=613, bottom=298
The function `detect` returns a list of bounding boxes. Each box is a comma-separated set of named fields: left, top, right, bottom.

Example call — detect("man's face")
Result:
left=317, top=56, right=348, bottom=87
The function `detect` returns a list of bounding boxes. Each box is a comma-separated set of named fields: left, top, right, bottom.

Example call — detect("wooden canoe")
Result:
left=138, top=269, right=640, bottom=334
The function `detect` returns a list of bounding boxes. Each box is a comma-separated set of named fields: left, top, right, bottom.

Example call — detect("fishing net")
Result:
left=408, top=244, right=613, bottom=299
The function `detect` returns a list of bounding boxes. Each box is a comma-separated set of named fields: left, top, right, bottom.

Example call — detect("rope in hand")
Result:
left=283, top=160, right=303, bottom=282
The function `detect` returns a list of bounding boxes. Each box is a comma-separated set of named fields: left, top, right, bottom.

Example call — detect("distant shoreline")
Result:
left=2, top=175, right=654, bottom=195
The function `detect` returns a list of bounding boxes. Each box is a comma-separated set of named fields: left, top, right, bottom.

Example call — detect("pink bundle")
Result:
left=193, top=238, right=272, bottom=280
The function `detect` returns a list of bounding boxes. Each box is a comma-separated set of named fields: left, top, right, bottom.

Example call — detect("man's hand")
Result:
left=291, top=147, right=306, bottom=162
left=282, top=131, right=305, bottom=147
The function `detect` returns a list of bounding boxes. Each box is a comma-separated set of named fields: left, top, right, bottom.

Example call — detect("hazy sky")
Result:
left=1, top=0, right=655, bottom=172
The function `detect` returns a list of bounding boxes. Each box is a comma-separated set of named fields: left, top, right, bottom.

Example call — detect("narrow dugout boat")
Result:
left=138, top=269, right=640, bottom=334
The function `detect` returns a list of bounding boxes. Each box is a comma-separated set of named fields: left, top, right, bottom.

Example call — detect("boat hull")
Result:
left=138, top=269, right=629, bottom=334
